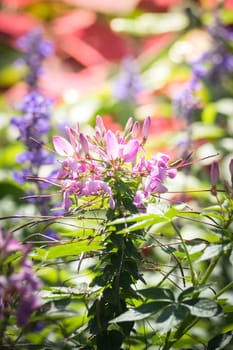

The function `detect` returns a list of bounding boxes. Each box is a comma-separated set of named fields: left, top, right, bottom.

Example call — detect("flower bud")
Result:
left=142, top=116, right=151, bottom=144
left=79, top=133, right=89, bottom=156
left=131, top=121, right=140, bottom=138
left=124, top=117, right=133, bottom=135
left=96, top=115, right=106, bottom=135
left=210, top=161, right=219, bottom=195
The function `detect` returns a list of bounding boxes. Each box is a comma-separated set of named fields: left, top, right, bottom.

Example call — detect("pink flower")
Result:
left=105, top=130, right=140, bottom=163
left=52, top=115, right=177, bottom=212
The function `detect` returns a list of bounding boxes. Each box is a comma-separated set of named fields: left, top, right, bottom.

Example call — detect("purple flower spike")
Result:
left=113, top=57, right=143, bottom=102
left=17, top=27, right=54, bottom=88
left=12, top=28, right=56, bottom=219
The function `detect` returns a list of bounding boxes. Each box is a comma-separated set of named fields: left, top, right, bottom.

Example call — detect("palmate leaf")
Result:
left=111, top=302, right=188, bottom=334
left=153, top=304, right=189, bottom=334
left=182, top=298, right=221, bottom=318
left=137, top=287, right=175, bottom=301
left=111, top=293, right=221, bottom=330
left=178, top=285, right=212, bottom=301
left=197, top=243, right=231, bottom=262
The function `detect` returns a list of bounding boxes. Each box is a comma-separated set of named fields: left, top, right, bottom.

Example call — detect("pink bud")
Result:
left=142, top=116, right=151, bottom=142
left=63, top=191, right=72, bottom=211
left=124, top=117, right=133, bottom=135
left=96, top=115, right=106, bottom=135
left=53, top=136, right=74, bottom=156
left=211, top=161, right=219, bottom=187
left=79, top=133, right=89, bottom=155
left=131, top=121, right=140, bottom=138
left=210, top=161, right=219, bottom=195
left=66, top=127, right=78, bottom=148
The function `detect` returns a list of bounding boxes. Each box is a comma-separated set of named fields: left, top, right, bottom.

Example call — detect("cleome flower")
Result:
left=53, top=116, right=177, bottom=211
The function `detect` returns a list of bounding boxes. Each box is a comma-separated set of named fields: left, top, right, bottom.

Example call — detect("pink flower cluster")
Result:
left=53, top=116, right=176, bottom=211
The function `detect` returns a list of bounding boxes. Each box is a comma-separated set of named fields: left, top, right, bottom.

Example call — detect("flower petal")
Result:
left=105, top=130, right=119, bottom=160
left=53, top=136, right=74, bottom=156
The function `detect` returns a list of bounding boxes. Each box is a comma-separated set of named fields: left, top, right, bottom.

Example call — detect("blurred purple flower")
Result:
left=113, top=57, right=144, bottom=102
left=196, top=17, right=233, bottom=82
left=173, top=78, right=200, bottom=122
left=0, top=231, right=42, bottom=327
left=11, top=79, right=57, bottom=220
left=17, top=27, right=54, bottom=88
left=173, top=15, right=233, bottom=122
left=11, top=92, right=54, bottom=185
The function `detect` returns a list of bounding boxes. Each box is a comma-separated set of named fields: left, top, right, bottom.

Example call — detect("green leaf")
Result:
left=0, top=181, right=23, bottom=202
left=178, top=285, right=211, bottom=301
left=110, top=301, right=170, bottom=323
left=175, top=241, right=206, bottom=259
left=40, top=286, right=88, bottom=301
left=198, top=244, right=228, bottom=262
left=229, top=249, right=233, bottom=266
left=110, top=212, right=169, bottom=234
left=111, top=13, right=188, bottom=36
left=182, top=298, right=221, bottom=317
left=223, top=305, right=233, bottom=313
left=61, top=315, right=88, bottom=334
left=192, top=122, right=224, bottom=140
left=154, top=304, right=189, bottom=334
left=216, top=98, right=233, bottom=117
left=45, top=240, right=103, bottom=260
left=110, top=213, right=164, bottom=225
left=207, top=331, right=233, bottom=350
left=117, top=217, right=168, bottom=233
left=202, top=103, right=217, bottom=124
left=138, top=287, right=175, bottom=301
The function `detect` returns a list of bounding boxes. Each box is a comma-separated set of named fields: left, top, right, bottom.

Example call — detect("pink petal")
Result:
left=66, top=127, right=78, bottom=148
left=96, top=115, right=106, bottom=135
left=123, top=140, right=140, bottom=163
left=53, top=136, right=74, bottom=156
left=105, top=130, right=119, bottom=160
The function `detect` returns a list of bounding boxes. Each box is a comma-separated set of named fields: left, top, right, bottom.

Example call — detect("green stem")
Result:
left=199, top=255, right=221, bottom=286
left=162, top=330, right=172, bottom=350
left=161, top=315, right=199, bottom=350
left=172, top=221, right=196, bottom=285
left=114, top=239, right=125, bottom=314
left=214, top=280, right=233, bottom=299
left=161, top=253, right=224, bottom=349
left=156, top=264, right=179, bottom=288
